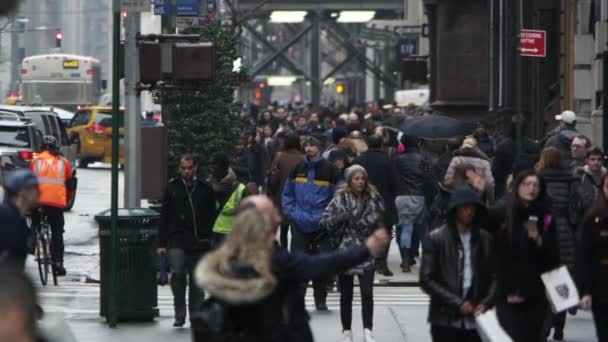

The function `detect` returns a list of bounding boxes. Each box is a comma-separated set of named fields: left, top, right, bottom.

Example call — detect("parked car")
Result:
left=0, top=112, right=40, bottom=169
left=67, top=106, right=125, bottom=168
left=0, top=106, right=78, bottom=210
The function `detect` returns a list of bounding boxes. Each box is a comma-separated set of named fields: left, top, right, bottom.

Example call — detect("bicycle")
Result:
left=34, top=212, right=58, bottom=286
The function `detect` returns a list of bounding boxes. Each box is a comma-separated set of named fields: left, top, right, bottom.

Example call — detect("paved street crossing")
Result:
left=35, top=282, right=429, bottom=317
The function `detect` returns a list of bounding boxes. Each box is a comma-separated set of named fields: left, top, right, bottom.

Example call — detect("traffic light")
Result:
left=55, top=32, right=62, bottom=48
left=336, top=83, right=345, bottom=94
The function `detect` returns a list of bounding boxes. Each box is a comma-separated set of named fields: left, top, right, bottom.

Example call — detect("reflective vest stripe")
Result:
left=38, top=177, right=65, bottom=185
left=35, top=159, right=65, bottom=185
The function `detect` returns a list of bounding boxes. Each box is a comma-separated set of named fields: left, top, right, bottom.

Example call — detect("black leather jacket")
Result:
left=420, top=223, right=497, bottom=328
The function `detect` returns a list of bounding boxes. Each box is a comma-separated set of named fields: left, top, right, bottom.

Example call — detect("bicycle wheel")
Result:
left=36, top=235, right=49, bottom=286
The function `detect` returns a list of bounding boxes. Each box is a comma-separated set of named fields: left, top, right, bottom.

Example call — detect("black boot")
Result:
left=376, top=260, right=393, bottom=277
left=315, top=297, right=329, bottom=311
left=55, top=263, right=67, bottom=276
left=171, top=273, right=188, bottom=327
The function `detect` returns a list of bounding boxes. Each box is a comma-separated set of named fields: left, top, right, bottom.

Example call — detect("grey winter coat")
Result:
left=574, top=165, right=607, bottom=214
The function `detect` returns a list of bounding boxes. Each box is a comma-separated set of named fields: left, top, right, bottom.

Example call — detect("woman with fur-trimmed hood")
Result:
left=193, top=209, right=280, bottom=341
left=194, top=204, right=387, bottom=342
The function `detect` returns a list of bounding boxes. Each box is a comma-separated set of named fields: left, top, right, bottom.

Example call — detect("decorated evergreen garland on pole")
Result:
left=154, top=20, right=247, bottom=177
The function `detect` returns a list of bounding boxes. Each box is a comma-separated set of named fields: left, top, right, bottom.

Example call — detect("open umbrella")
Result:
left=399, top=115, right=473, bottom=139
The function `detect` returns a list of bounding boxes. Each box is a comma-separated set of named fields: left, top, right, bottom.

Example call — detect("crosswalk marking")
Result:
left=36, top=282, right=430, bottom=316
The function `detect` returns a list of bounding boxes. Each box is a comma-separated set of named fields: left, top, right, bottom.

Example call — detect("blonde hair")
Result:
left=214, top=209, right=277, bottom=285
left=337, top=169, right=378, bottom=197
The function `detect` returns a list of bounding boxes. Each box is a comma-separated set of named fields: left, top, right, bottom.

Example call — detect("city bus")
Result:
left=20, top=54, right=102, bottom=111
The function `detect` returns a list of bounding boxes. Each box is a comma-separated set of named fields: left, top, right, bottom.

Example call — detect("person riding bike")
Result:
left=30, top=135, right=72, bottom=276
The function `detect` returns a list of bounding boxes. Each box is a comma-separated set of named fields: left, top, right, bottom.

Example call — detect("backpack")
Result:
left=191, top=298, right=243, bottom=342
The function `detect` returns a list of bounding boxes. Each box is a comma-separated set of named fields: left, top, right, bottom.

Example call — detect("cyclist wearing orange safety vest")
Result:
left=30, top=135, right=72, bottom=276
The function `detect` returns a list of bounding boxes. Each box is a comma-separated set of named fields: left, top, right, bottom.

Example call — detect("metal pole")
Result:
left=603, top=50, right=608, bottom=154
left=310, top=12, right=321, bottom=109
left=515, top=0, right=523, bottom=153
left=124, top=13, right=142, bottom=208
left=603, top=1, right=608, bottom=153
left=489, top=0, right=495, bottom=112
left=109, top=0, right=121, bottom=328
left=498, top=0, right=504, bottom=108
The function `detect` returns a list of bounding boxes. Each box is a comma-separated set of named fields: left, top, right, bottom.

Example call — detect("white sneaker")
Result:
left=364, top=329, right=376, bottom=342
left=340, top=330, right=353, bottom=342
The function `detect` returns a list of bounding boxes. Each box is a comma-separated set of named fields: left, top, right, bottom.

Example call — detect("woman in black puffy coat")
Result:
left=487, top=169, right=560, bottom=342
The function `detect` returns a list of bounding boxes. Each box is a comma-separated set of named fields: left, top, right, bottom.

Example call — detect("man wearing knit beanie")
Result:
left=282, top=134, right=342, bottom=311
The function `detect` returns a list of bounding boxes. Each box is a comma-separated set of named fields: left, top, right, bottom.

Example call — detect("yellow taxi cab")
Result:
left=67, top=106, right=125, bottom=168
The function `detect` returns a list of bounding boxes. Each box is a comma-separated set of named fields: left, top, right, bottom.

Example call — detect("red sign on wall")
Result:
left=520, top=29, right=546, bottom=57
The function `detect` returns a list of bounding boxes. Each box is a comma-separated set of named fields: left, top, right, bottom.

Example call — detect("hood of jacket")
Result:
left=453, top=147, right=489, bottom=161
left=210, top=168, right=238, bottom=194
left=578, top=165, right=608, bottom=178
left=195, top=252, right=277, bottom=305
left=446, top=186, right=487, bottom=226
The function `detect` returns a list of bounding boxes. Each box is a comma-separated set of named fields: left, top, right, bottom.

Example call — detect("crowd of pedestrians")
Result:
left=183, top=105, right=608, bottom=342
left=3, top=100, right=608, bottom=342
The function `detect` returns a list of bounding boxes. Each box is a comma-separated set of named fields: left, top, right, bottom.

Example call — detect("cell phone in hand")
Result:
left=527, top=216, right=539, bottom=225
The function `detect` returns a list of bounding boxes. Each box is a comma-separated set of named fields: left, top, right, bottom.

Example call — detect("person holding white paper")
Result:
left=420, top=186, right=497, bottom=342
left=486, top=170, right=560, bottom=342
left=576, top=173, right=608, bottom=341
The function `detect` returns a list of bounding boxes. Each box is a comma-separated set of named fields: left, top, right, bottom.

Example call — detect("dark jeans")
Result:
left=211, top=232, right=226, bottom=248
left=290, top=226, right=329, bottom=303
left=279, top=223, right=290, bottom=249
left=168, top=248, right=205, bottom=322
left=497, top=299, right=548, bottom=342
left=593, top=303, right=608, bottom=342
left=431, top=326, right=481, bottom=342
left=339, top=269, right=374, bottom=330
left=32, top=206, right=65, bottom=263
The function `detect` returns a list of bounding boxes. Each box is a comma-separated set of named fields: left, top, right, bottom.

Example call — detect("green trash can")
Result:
left=95, top=208, right=160, bottom=322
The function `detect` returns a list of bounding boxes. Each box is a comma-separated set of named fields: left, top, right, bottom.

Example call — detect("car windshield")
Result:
left=0, top=126, right=30, bottom=148
left=95, top=111, right=125, bottom=128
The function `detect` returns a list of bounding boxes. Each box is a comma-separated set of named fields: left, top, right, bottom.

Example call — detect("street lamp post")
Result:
left=109, top=0, right=121, bottom=328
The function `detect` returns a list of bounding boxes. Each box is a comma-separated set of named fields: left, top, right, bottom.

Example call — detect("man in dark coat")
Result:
left=574, top=147, right=606, bottom=214
left=267, top=133, right=305, bottom=248
left=158, top=154, right=217, bottom=328
left=394, top=134, right=433, bottom=272
left=544, top=111, right=579, bottom=165
left=355, top=134, right=400, bottom=276
left=420, top=187, right=497, bottom=342
left=0, top=170, right=40, bottom=270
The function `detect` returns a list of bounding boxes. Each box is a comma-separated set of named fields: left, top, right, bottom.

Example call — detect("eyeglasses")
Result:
left=571, top=144, right=586, bottom=150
